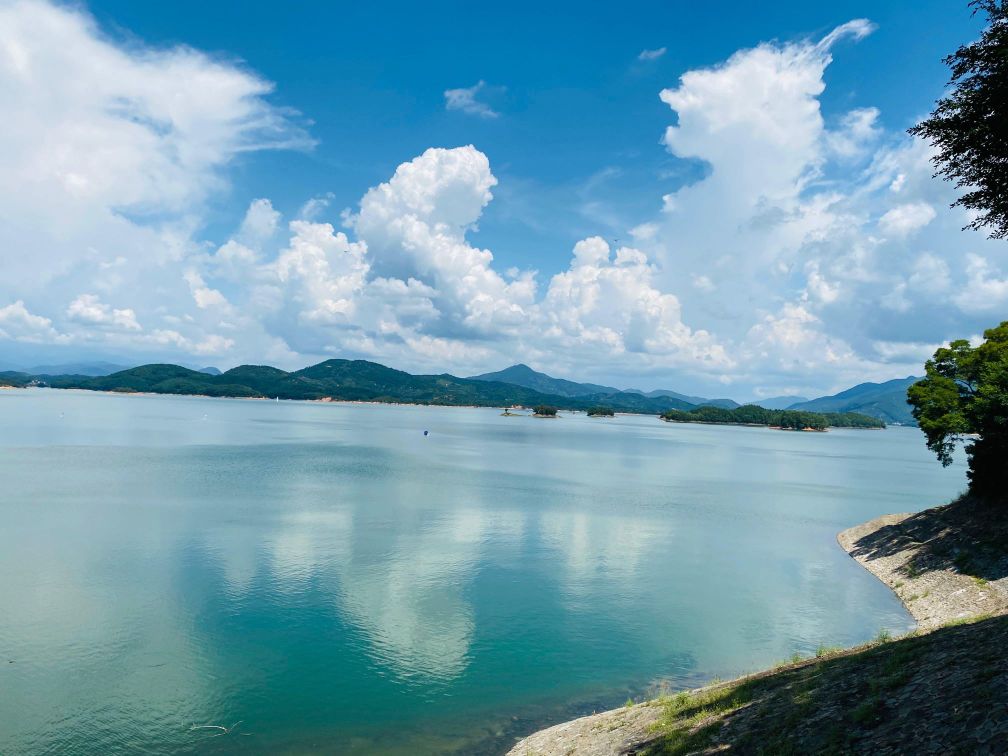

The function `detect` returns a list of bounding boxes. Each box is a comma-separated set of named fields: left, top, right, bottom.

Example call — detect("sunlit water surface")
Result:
left=0, top=389, right=967, bottom=754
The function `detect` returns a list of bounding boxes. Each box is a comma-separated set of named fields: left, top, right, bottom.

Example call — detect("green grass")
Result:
left=943, top=612, right=993, bottom=628
left=623, top=607, right=1008, bottom=756
left=851, top=696, right=883, bottom=725
left=645, top=684, right=755, bottom=756
left=815, top=644, right=843, bottom=658
left=650, top=629, right=921, bottom=747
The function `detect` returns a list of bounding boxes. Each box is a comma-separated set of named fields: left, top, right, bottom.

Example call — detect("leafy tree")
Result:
left=587, top=406, right=615, bottom=417
left=908, top=1, right=1008, bottom=238
left=533, top=405, right=558, bottom=417
left=907, top=321, right=1008, bottom=496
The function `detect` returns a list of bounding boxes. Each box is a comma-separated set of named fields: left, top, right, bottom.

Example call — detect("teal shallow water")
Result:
left=0, top=389, right=966, bottom=754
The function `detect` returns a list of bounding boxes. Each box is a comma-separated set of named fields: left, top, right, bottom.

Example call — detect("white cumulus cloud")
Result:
left=0, top=300, right=68, bottom=343
left=955, top=254, right=1008, bottom=313
left=0, top=0, right=307, bottom=360
left=66, top=294, right=141, bottom=331
left=878, top=202, right=937, bottom=237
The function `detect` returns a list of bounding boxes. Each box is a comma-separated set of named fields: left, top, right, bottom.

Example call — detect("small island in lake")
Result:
left=660, top=404, right=885, bottom=430
left=587, top=406, right=615, bottom=417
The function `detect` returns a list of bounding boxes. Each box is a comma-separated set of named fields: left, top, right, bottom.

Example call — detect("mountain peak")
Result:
left=498, top=363, right=537, bottom=375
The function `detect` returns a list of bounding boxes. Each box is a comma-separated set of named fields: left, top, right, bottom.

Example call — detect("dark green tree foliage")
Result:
left=908, top=1, right=1008, bottom=238
left=533, top=405, right=558, bottom=417
left=0, top=372, right=31, bottom=387
left=586, top=406, right=615, bottom=417
left=659, top=405, right=884, bottom=429
left=907, top=321, right=1008, bottom=497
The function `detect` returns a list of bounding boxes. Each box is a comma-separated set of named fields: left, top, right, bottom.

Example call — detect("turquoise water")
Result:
left=0, top=389, right=967, bottom=754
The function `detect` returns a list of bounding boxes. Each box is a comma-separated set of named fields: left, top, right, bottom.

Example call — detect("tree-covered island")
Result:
left=660, top=404, right=885, bottom=430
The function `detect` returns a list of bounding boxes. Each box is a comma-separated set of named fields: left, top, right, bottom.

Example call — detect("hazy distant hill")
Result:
left=787, top=377, right=921, bottom=425
left=26, top=361, right=129, bottom=376
left=469, top=363, right=620, bottom=397
left=751, top=395, right=809, bottom=410
left=10, top=361, right=221, bottom=377
left=471, top=363, right=737, bottom=408
left=10, top=359, right=702, bottom=414
left=632, top=388, right=739, bottom=410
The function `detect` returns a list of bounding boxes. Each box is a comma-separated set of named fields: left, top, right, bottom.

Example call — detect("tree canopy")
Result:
left=908, top=1, right=1008, bottom=238
left=907, top=321, right=1008, bottom=497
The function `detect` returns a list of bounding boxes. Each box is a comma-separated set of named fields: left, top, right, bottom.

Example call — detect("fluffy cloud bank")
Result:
left=196, top=146, right=727, bottom=374
left=1, top=1, right=1006, bottom=396
left=0, top=0, right=307, bottom=363
left=641, top=17, right=1007, bottom=393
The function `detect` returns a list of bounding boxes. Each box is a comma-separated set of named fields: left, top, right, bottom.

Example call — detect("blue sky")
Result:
left=88, top=0, right=977, bottom=271
left=0, top=0, right=1002, bottom=398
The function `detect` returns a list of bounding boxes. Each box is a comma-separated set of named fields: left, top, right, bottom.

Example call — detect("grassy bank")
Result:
left=638, top=613, right=1005, bottom=754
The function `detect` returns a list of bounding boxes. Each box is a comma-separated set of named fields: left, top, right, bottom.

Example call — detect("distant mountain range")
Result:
left=472, top=364, right=919, bottom=425
left=25, top=361, right=131, bottom=377
left=0, top=361, right=704, bottom=414
left=750, top=395, right=810, bottom=410
left=470, top=364, right=740, bottom=409
left=786, top=377, right=920, bottom=425
left=0, top=358, right=920, bottom=424
left=15, top=361, right=221, bottom=377
left=469, top=363, right=621, bottom=398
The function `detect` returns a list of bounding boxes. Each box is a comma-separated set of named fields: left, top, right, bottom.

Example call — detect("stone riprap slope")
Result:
left=838, top=497, right=1008, bottom=628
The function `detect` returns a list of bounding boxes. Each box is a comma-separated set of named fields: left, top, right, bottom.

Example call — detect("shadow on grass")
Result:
left=637, top=613, right=1008, bottom=755
left=846, top=495, right=1008, bottom=583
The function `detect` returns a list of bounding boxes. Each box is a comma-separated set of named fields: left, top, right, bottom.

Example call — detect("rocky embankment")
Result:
left=506, top=496, right=1008, bottom=755
left=838, top=497, right=1008, bottom=628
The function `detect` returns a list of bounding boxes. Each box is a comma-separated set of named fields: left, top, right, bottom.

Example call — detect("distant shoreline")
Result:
left=1, top=383, right=894, bottom=431
left=0, top=385, right=550, bottom=413
left=659, top=417, right=885, bottom=432
left=0, top=359, right=912, bottom=425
